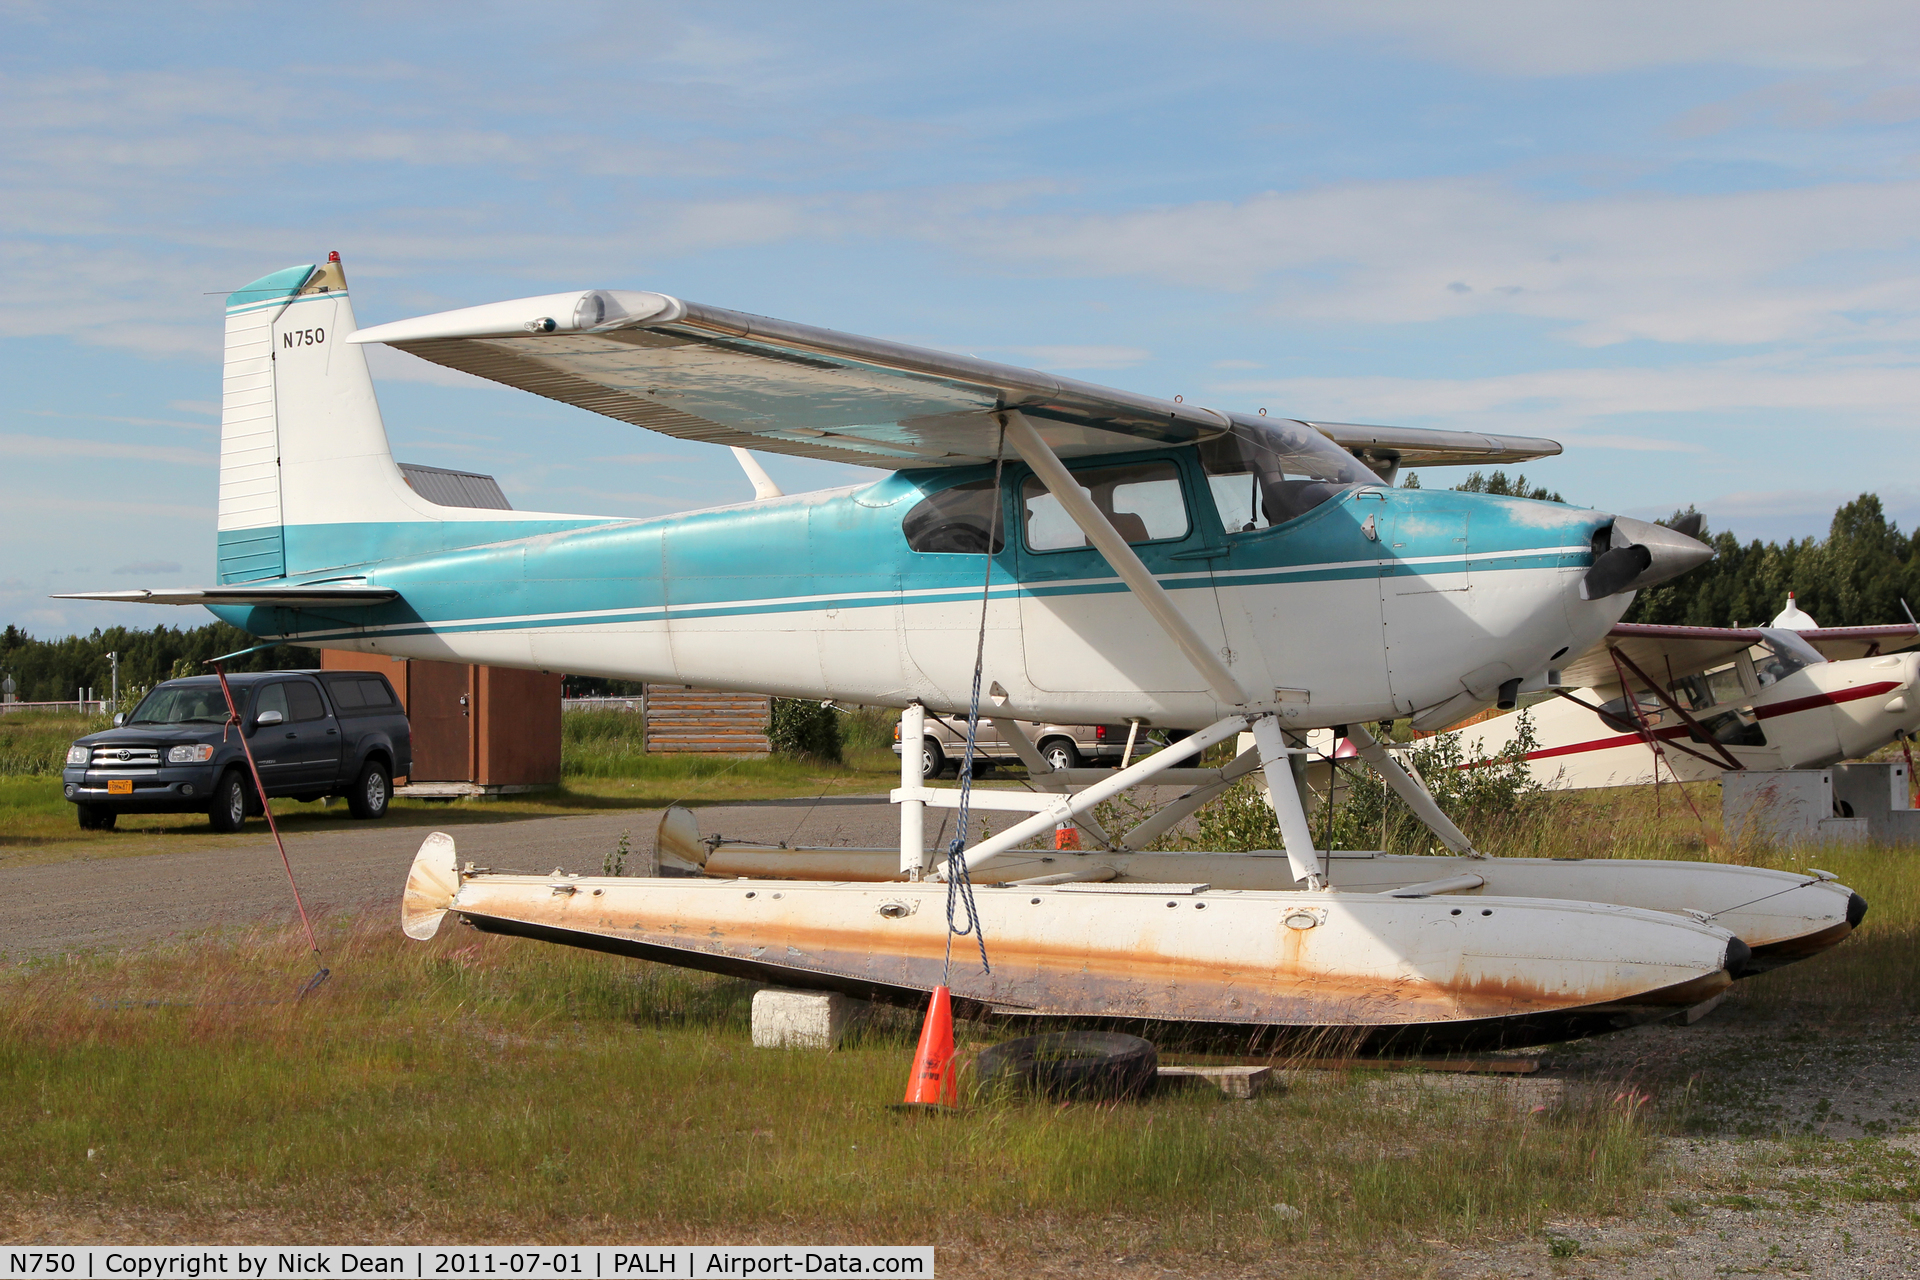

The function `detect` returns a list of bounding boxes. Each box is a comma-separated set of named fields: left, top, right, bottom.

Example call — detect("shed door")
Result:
left=407, top=660, right=472, bottom=781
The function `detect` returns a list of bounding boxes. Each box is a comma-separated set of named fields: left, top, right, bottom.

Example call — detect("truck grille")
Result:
left=91, top=745, right=161, bottom=769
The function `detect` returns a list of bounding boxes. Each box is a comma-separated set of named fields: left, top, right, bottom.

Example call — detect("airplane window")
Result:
left=1669, top=663, right=1746, bottom=712
left=1706, top=664, right=1746, bottom=706
left=1022, top=462, right=1189, bottom=552
left=1594, top=689, right=1664, bottom=733
left=902, top=479, right=1005, bottom=554
left=1696, top=709, right=1767, bottom=748
left=1198, top=419, right=1370, bottom=531
left=1753, top=628, right=1825, bottom=685
left=1206, top=473, right=1269, bottom=534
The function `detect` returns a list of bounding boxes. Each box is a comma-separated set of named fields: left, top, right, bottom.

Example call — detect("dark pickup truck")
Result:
left=62, top=670, right=412, bottom=832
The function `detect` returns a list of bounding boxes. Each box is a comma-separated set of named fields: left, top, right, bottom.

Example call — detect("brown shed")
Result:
left=322, top=652, right=562, bottom=795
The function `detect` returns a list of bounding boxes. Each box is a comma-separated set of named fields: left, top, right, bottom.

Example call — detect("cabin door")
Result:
left=1016, top=457, right=1229, bottom=694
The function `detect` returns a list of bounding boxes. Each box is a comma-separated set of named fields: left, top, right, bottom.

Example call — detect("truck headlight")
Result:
left=168, top=744, right=215, bottom=764
left=67, top=745, right=89, bottom=765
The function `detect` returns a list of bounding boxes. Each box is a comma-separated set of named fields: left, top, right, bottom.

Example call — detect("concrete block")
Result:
left=1833, top=762, right=1910, bottom=815
left=1157, top=1064, right=1279, bottom=1099
left=1884, top=811, right=1920, bottom=845
left=1817, top=817, right=1871, bottom=843
left=751, top=986, right=855, bottom=1050
left=1831, top=762, right=1920, bottom=844
left=1723, top=770, right=1833, bottom=847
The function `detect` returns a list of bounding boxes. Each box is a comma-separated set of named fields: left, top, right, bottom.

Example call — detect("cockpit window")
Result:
left=1198, top=419, right=1371, bottom=531
left=1022, top=461, right=1188, bottom=552
left=1670, top=662, right=1748, bottom=711
left=1753, top=627, right=1825, bottom=686
left=902, top=479, right=1005, bottom=554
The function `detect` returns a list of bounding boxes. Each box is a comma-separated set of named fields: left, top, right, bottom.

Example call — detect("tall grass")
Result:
left=1729, top=843, right=1920, bottom=1021
left=0, top=918, right=1657, bottom=1253
left=0, top=710, right=107, bottom=776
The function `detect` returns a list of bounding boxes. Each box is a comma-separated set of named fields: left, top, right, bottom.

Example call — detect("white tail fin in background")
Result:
left=218, top=255, right=608, bottom=583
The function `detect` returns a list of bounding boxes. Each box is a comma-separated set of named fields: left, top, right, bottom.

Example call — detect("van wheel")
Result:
left=348, top=760, right=392, bottom=819
left=1040, top=738, right=1080, bottom=771
left=208, top=770, right=248, bottom=833
left=921, top=738, right=946, bottom=780
left=76, top=803, right=117, bottom=831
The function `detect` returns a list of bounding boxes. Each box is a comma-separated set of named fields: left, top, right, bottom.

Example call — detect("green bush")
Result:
left=1188, top=713, right=1547, bottom=854
left=767, top=698, right=842, bottom=763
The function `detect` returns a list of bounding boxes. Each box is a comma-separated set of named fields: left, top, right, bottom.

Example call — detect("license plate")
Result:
left=107, top=779, right=132, bottom=795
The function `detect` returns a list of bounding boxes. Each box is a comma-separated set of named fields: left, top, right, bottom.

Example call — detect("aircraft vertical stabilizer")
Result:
left=219, top=255, right=425, bottom=581
left=217, top=256, right=616, bottom=585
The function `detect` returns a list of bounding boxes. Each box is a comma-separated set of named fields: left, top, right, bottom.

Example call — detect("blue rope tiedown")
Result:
left=942, top=428, right=1006, bottom=984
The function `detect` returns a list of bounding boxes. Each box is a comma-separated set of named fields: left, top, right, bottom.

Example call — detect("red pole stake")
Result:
left=211, top=661, right=328, bottom=992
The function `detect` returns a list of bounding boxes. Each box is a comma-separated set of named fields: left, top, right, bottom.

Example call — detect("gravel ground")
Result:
left=0, top=795, right=907, bottom=958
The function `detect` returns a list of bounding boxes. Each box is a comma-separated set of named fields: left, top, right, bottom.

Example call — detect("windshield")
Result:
left=1753, top=627, right=1825, bottom=686
left=129, top=684, right=239, bottom=725
left=1197, top=419, right=1372, bottom=530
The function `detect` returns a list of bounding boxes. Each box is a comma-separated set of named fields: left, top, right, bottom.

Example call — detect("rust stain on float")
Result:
left=451, top=879, right=1709, bottom=1027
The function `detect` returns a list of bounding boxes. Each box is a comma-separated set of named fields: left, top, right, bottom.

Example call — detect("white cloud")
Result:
left=1252, top=1, right=1920, bottom=77
left=0, top=433, right=213, bottom=466
left=955, top=177, right=1920, bottom=348
left=1206, top=354, right=1920, bottom=432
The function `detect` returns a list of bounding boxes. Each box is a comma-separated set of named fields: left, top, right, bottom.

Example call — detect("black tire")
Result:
left=75, top=803, right=117, bottom=831
left=920, top=738, right=946, bottom=780
left=348, top=759, right=392, bottom=819
left=973, top=1031, right=1159, bottom=1101
left=208, top=770, right=248, bottom=833
left=1039, top=738, right=1080, bottom=771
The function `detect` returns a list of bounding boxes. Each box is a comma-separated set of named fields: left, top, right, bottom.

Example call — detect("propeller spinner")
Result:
left=1581, top=514, right=1714, bottom=600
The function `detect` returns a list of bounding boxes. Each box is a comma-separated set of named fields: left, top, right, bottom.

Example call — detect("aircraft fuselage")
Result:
left=214, top=454, right=1626, bottom=729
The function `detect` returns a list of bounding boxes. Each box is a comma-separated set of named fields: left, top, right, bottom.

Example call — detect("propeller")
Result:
left=1581, top=514, right=1713, bottom=601
left=1667, top=510, right=1705, bottom=541
left=1583, top=543, right=1653, bottom=599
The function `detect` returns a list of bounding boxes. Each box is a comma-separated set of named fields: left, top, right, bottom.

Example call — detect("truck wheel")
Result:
left=75, top=803, right=117, bottom=831
left=920, top=738, right=946, bottom=780
left=1040, top=738, right=1080, bottom=771
left=348, top=759, right=392, bottom=819
left=208, top=770, right=248, bottom=833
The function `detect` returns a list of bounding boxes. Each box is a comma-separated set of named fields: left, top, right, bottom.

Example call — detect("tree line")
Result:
left=0, top=623, right=317, bottom=705
left=1424, top=473, right=1918, bottom=630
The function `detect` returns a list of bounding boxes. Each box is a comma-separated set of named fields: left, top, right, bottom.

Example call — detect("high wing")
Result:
left=52, top=585, right=399, bottom=607
left=1560, top=621, right=1920, bottom=691
left=349, top=289, right=1561, bottom=472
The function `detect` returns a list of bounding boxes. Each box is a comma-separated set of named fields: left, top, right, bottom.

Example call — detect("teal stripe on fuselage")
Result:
left=209, top=455, right=1608, bottom=644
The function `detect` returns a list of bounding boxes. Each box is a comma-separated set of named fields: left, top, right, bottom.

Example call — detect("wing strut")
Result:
left=1611, top=647, right=1746, bottom=772
left=1002, top=411, right=1247, bottom=707
left=1346, top=723, right=1484, bottom=857
left=999, top=410, right=1325, bottom=886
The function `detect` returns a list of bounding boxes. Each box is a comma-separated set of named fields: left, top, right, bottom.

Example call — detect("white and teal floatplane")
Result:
left=68, top=256, right=1864, bottom=1049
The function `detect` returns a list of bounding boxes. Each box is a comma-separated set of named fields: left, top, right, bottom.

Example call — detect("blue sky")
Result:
left=7, top=1, right=1920, bottom=636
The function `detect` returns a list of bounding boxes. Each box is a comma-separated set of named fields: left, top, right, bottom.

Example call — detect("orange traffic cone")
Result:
left=900, top=985, right=958, bottom=1109
left=1053, top=821, right=1080, bottom=850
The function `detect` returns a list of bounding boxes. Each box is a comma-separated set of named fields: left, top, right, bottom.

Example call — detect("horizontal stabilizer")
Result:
left=53, top=584, right=399, bottom=608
